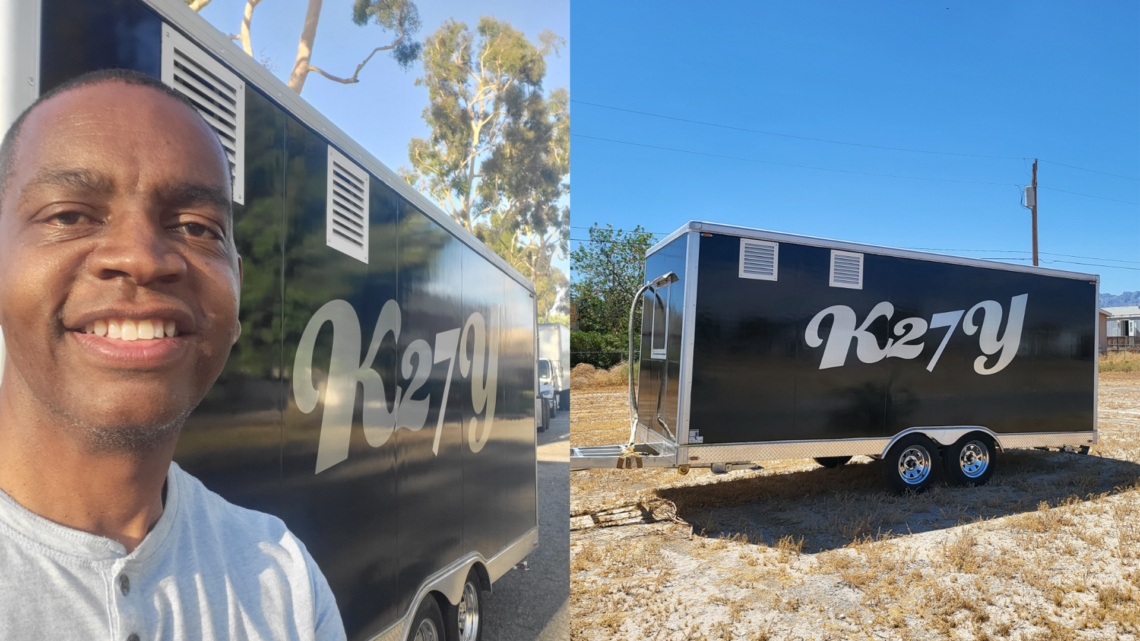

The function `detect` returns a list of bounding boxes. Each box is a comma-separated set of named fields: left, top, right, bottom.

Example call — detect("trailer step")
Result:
left=570, top=443, right=675, bottom=470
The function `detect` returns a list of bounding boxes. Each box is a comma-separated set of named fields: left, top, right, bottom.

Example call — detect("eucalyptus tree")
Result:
left=401, top=18, right=569, bottom=319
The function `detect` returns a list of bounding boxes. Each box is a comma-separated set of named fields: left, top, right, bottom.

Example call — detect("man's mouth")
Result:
left=80, top=318, right=180, bottom=341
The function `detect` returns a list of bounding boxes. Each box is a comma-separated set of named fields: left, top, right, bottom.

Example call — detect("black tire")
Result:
left=942, top=434, right=996, bottom=487
left=560, top=390, right=570, bottom=410
left=444, top=571, right=484, bottom=641
left=409, top=595, right=445, bottom=641
left=551, top=396, right=558, bottom=417
left=884, top=434, right=941, bottom=494
left=814, top=456, right=852, bottom=468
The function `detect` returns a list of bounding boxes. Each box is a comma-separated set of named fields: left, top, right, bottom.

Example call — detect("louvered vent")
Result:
left=326, top=146, right=370, bottom=263
left=738, top=239, right=779, bottom=281
left=161, top=25, right=245, bottom=204
left=829, top=250, right=864, bottom=289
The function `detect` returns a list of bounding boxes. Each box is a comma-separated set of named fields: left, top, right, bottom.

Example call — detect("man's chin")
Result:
left=77, top=416, right=187, bottom=456
left=53, top=400, right=195, bottom=456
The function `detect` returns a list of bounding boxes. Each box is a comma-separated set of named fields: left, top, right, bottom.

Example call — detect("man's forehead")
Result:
left=17, top=82, right=230, bottom=185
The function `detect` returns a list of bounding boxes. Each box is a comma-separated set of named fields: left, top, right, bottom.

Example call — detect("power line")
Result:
left=572, top=100, right=1024, bottom=160
left=1040, top=186, right=1138, bottom=206
left=572, top=99, right=1140, bottom=182
left=905, top=247, right=1140, bottom=265
left=573, top=134, right=1021, bottom=186
left=1040, top=160, right=1140, bottom=182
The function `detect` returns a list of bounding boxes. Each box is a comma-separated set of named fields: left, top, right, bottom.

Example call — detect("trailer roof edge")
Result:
left=646, top=220, right=1099, bottom=282
left=145, top=0, right=536, bottom=294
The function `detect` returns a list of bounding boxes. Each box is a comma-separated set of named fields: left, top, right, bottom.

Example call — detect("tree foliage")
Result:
left=185, top=0, right=422, bottom=94
left=402, top=18, right=569, bottom=320
left=569, top=225, right=657, bottom=336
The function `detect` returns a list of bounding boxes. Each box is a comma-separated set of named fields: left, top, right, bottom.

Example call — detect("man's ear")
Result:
left=233, top=255, right=243, bottom=343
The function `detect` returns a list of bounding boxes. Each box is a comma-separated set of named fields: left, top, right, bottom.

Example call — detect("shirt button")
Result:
left=119, top=574, right=130, bottom=596
left=127, top=635, right=140, bottom=641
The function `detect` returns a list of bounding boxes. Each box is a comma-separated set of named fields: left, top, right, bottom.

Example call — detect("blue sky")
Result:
left=193, top=0, right=570, bottom=272
left=571, top=1, right=1139, bottom=295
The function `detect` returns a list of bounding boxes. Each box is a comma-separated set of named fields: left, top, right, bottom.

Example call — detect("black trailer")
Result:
left=571, top=221, right=1098, bottom=493
left=0, top=2, right=540, bottom=640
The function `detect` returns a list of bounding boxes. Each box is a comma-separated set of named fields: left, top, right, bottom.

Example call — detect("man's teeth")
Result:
left=84, top=319, right=177, bottom=340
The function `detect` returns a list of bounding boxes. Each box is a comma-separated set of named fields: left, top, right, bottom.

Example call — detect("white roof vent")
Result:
left=829, top=250, right=863, bottom=289
left=739, top=239, right=778, bottom=281
left=161, top=25, right=245, bottom=204
left=326, top=146, right=370, bottom=263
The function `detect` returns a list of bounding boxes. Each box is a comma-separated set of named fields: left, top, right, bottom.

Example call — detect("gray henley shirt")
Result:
left=0, top=461, right=347, bottom=640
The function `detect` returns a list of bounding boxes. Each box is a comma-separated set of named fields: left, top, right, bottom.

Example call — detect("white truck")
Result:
left=538, top=323, right=570, bottom=412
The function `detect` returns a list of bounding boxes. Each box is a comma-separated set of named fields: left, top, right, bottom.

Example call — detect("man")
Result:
left=0, top=69, right=346, bottom=640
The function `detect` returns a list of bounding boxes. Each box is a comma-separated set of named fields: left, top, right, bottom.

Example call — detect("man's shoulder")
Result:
left=169, top=463, right=297, bottom=555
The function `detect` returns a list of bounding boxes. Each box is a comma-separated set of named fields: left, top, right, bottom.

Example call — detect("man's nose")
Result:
left=87, top=215, right=187, bottom=285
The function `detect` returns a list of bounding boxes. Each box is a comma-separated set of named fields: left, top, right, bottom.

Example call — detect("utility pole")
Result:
left=1031, top=158, right=1038, bottom=266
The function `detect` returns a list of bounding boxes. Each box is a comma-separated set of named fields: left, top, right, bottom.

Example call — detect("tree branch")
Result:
left=287, top=0, right=323, bottom=94
left=187, top=0, right=212, bottom=11
left=239, top=0, right=265, bottom=56
left=305, top=27, right=406, bottom=85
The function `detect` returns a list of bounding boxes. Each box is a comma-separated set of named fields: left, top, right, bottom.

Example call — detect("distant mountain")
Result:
left=1101, top=291, right=1140, bottom=308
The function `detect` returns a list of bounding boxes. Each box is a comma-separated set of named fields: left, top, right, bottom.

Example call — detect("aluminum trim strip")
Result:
left=648, top=221, right=1098, bottom=282
left=676, top=231, right=699, bottom=455
left=680, top=431, right=1098, bottom=465
left=140, top=0, right=535, bottom=293
left=1095, top=279, right=1100, bottom=439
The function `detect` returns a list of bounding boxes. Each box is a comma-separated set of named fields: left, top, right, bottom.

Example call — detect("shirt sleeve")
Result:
left=305, top=544, right=347, bottom=641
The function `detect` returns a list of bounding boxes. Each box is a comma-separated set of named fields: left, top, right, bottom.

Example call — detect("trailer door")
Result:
left=636, top=235, right=689, bottom=444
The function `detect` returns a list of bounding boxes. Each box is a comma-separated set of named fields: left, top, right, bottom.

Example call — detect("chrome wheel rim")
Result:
left=959, top=441, right=990, bottom=478
left=413, top=617, right=439, bottom=641
left=898, top=445, right=932, bottom=484
left=458, top=581, right=480, bottom=641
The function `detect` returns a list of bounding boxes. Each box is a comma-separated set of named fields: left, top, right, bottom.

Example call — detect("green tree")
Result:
left=401, top=17, right=569, bottom=320
left=184, top=0, right=422, bottom=94
left=569, top=224, right=656, bottom=336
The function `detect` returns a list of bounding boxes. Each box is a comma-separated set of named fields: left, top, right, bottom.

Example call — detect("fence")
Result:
left=1107, top=336, right=1140, bottom=353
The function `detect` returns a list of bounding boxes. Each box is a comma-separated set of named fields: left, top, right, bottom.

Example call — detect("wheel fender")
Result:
left=434, top=560, right=488, bottom=606
left=880, top=426, right=1004, bottom=458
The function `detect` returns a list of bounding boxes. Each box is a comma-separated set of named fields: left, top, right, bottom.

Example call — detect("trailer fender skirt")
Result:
left=880, top=427, right=1003, bottom=458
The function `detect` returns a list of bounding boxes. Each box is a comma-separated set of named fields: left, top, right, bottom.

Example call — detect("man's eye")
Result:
left=178, top=222, right=220, bottom=240
left=50, top=211, right=85, bottom=225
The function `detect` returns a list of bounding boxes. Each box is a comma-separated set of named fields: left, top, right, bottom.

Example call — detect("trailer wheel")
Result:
left=814, top=456, right=852, bottom=468
left=444, top=570, right=484, bottom=641
left=884, top=434, right=941, bottom=494
left=942, top=435, right=996, bottom=487
left=410, top=595, right=444, bottom=641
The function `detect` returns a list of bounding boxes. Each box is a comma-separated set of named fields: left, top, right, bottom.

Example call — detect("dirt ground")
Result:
left=570, top=373, right=1140, bottom=641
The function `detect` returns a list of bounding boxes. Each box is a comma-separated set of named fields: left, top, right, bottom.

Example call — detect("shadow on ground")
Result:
left=656, top=449, right=1140, bottom=552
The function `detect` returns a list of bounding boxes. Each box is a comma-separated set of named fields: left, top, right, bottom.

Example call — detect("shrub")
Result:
left=570, top=331, right=630, bottom=369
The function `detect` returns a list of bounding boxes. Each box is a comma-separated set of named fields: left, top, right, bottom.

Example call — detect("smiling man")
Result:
left=0, top=69, right=345, bottom=640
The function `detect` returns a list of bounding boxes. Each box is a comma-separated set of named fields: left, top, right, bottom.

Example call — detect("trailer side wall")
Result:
left=689, top=232, right=1095, bottom=446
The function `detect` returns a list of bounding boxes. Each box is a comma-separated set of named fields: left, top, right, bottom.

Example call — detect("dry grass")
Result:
left=571, top=373, right=1140, bottom=640
left=572, top=362, right=634, bottom=390
left=1102, top=352, right=1140, bottom=373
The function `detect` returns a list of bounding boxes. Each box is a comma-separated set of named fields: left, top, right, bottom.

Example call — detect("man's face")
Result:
left=0, top=82, right=241, bottom=447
